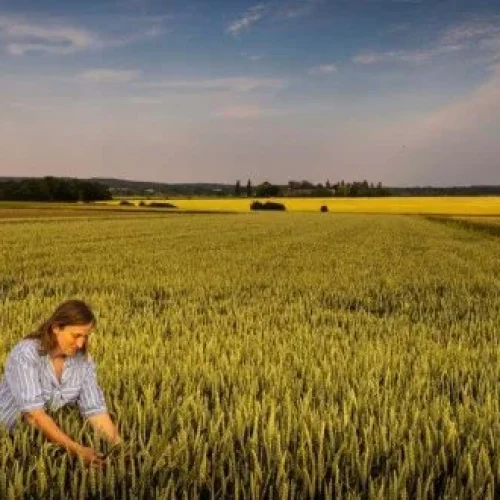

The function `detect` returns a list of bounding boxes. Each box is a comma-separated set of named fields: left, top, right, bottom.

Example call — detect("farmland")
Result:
left=0, top=210, right=499, bottom=498
left=101, top=196, right=500, bottom=215
left=2, top=196, right=500, bottom=218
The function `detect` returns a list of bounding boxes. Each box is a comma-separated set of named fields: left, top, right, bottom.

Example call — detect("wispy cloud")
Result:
left=227, top=4, right=268, bottom=36
left=353, top=45, right=462, bottom=65
left=143, top=77, right=286, bottom=93
left=309, top=63, right=338, bottom=74
left=282, top=0, right=323, bottom=19
left=441, top=18, right=500, bottom=63
left=77, top=69, right=141, bottom=83
left=441, top=18, right=500, bottom=45
left=0, top=13, right=166, bottom=56
left=354, top=17, right=500, bottom=66
left=0, top=15, right=96, bottom=55
left=227, top=1, right=321, bottom=36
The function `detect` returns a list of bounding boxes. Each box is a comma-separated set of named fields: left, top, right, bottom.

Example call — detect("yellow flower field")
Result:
left=104, top=197, right=500, bottom=215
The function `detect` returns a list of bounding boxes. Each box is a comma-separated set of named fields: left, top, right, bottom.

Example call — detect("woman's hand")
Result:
left=22, top=410, right=107, bottom=469
left=75, top=446, right=107, bottom=468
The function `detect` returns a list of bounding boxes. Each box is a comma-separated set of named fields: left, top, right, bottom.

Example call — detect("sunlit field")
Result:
left=451, top=216, right=500, bottom=226
left=0, top=212, right=499, bottom=498
left=2, top=197, right=500, bottom=218
left=102, top=196, right=500, bottom=215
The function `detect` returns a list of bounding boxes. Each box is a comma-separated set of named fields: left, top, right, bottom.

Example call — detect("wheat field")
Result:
left=0, top=212, right=499, bottom=498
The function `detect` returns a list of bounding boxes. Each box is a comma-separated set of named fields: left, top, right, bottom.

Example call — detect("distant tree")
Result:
left=235, top=180, right=241, bottom=197
left=246, top=179, right=253, bottom=197
left=255, top=181, right=281, bottom=197
left=335, top=180, right=349, bottom=197
left=300, top=180, right=314, bottom=189
left=325, top=179, right=331, bottom=189
left=0, top=177, right=112, bottom=202
left=78, top=180, right=112, bottom=202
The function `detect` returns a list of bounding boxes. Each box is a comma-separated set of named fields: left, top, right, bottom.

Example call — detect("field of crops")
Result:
left=2, top=196, right=500, bottom=217
left=102, top=196, right=500, bottom=215
left=0, top=212, right=499, bottom=498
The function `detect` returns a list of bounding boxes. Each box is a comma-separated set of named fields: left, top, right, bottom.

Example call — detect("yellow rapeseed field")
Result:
left=105, top=196, right=500, bottom=215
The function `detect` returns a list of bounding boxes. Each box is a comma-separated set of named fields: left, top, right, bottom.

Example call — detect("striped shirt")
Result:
left=0, top=338, right=107, bottom=431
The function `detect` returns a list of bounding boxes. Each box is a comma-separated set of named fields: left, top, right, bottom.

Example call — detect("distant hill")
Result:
left=0, top=177, right=234, bottom=197
left=90, top=177, right=231, bottom=191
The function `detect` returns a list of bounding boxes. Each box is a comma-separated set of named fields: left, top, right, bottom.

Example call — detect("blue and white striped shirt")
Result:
left=0, top=338, right=107, bottom=431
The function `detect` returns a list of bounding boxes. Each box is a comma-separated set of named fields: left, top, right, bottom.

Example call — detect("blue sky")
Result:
left=1, top=0, right=499, bottom=185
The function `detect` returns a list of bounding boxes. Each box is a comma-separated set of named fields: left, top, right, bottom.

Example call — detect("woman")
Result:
left=0, top=299, right=122, bottom=467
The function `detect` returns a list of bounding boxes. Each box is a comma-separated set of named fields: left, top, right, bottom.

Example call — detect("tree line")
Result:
left=235, top=179, right=391, bottom=197
left=235, top=180, right=500, bottom=197
left=0, top=177, right=112, bottom=202
left=1, top=176, right=499, bottom=200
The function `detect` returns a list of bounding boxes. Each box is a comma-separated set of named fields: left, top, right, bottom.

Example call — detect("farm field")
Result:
left=103, top=196, right=500, bottom=215
left=452, top=216, right=500, bottom=224
left=0, top=212, right=499, bottom=498
left=427, top=216, right=500, bottom=238
left=2, top=197, right=500, bottom=218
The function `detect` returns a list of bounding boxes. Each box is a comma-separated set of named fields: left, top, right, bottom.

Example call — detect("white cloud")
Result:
left=0, top=13, right=166, bottom=56
left=227, top=1, right=322, bottom=37
left=77, top=69, right=141, bottom=83
left=354, top=17, right=500, bottom=67
left=353, top=45, right=462, bottom=65
left=143, top=77, right=286, bottom=93
left=441, top=18, right=500, bottom=45
left=0, top=15, right=96, bottom=55
left=227, top=4, right=268, bottom=36
left=309, top=63, right=338, bottom=74
left=282, top=0, right=323, bottom=19
left=249, top=54, right=264, bottom=61
left=441, top=18, right=500, bottom=65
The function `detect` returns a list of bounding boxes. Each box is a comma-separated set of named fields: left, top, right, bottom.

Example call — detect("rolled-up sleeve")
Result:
left=5, top=352, right=45, bottom=413
left=77, top=358, right=107, bottom=418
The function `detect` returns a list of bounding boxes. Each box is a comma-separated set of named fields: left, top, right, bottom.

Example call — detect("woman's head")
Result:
left=26, top=300, right=96, bottom=358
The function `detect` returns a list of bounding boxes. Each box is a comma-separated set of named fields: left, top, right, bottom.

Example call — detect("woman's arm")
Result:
left=86, top=412, right=122, bottom=445
left=24, top=409, right=89, bottom=456
left=77, top=357, right=121, bottom=445
left=24, top=409, right=106, bottom=466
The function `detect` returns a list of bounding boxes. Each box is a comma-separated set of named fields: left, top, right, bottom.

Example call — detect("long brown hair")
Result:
left=25, top=300, right=96, bottom=358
